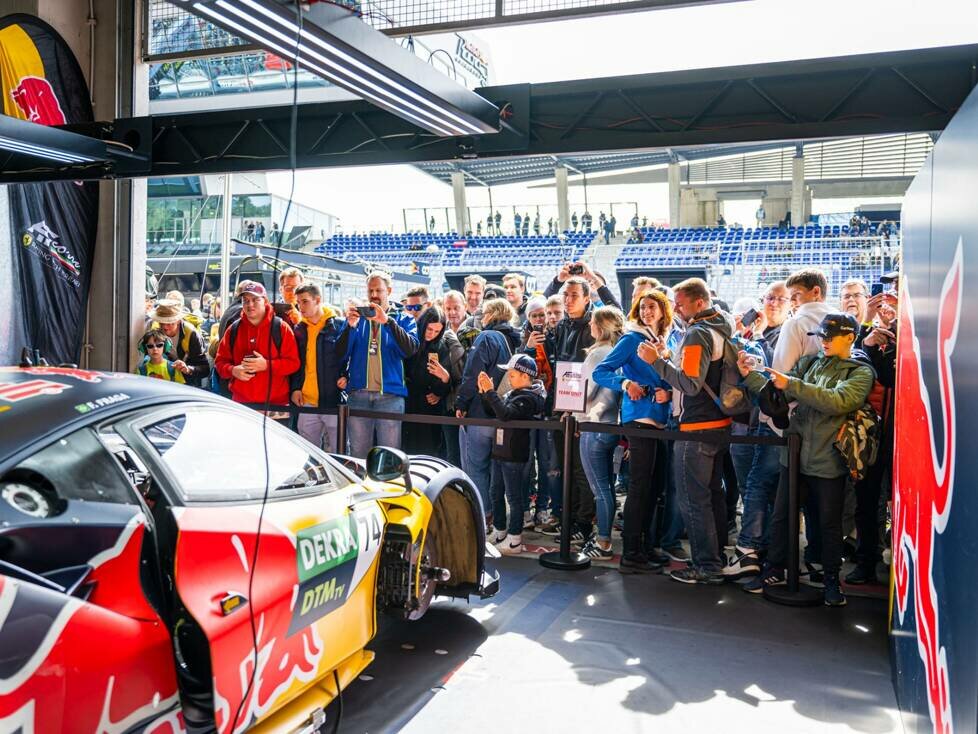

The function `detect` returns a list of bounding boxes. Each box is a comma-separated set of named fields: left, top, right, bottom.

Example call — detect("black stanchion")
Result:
left=336, top=404, right=349, bottom=454
left=539, top=414, right=591, bottom=571
left=764, top=433, right=821, bottom=606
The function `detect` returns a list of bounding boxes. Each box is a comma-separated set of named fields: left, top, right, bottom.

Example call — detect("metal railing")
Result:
left=247, top=402, right=814, bottom=604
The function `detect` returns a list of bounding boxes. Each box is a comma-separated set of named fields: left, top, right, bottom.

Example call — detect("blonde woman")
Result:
left=593, top=290, right=674, bottom=573
left=576, top=306, right=626, bottom=559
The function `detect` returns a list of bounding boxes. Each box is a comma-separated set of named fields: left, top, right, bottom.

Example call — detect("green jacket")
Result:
left=745, top=353, right=874, bottom=478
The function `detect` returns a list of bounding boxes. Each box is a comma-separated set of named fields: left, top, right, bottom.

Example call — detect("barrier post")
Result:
left=337, top=404, right=349, bottom=455
left=764, top=432, right=821, bottom=606
left=539, top=414, right=591, bottom=571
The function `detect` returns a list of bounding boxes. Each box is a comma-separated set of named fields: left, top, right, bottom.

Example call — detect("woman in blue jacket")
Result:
left=593, top=289, right=674, bottom=574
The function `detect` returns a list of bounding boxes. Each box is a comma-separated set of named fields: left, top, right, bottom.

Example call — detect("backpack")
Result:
left=700, top=326, right=767, bottom=420
left=218, top=315, right=285, bottom=394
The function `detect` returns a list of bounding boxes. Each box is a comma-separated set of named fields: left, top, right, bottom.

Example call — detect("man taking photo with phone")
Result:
left=342, top=270, right=419, bottom=458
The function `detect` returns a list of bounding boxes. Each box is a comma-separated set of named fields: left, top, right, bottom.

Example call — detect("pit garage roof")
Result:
left=415, top=141, right=804, bottom=186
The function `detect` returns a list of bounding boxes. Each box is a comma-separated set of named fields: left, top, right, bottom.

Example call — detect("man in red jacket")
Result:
left=215, top=282, right=300, bottom=409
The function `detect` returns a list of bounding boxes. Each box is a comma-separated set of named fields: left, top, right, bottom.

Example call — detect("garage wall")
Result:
left=890, top=81, right=978, bottom=733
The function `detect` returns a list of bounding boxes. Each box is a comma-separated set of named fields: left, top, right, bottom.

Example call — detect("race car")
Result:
left=0, top=366, right=498, bottom=734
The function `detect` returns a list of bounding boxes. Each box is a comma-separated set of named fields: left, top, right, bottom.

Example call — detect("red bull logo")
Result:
left=893, top=240, right=963, bottom=734
left=11, top=75, right=66, bottom=126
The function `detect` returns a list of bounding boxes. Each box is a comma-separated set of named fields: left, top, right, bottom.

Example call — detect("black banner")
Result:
left=0, top=15, right=98, bottom=365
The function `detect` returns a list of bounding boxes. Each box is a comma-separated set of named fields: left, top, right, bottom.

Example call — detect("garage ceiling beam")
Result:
left=1, top=43, right=974, bottom=183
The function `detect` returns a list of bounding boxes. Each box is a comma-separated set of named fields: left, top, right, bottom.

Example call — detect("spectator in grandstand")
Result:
left=270, top=222, right=280, bottom=244
left=479, top=353, right=547, bottom=555
left=494, top=210, right=502, bottom=233
left=503, top=273, right=528, bottom=324
left=717, top=214, right=726, bottom=228
left=277, top=267, right=304, bottom=326
left=582, top=211, right=592, bottom=232
left=522, top=213, right=530, bottom=237
left=609, top=214, right=617, bottom=235
left=342, top=271, right=420, bottom=458
left=571, top=212, right=579, bottom=232
left=630, top=276, right=661, bottom=307
left=404, top=306, right=464, bottom=457
left=486, top=214, right=494, bottom=235
left=429, top=215, right=435, bottom=233
left=637, top=277, right=731, bottom=585
left=603, top=216, right=613, bottom=245
left=773, top=269, right=835, bottom=374
left=255, top=222, right=266, bottom=242
left=148, top=300, right=211, bottom=386
left=456, top=298, right=522, bottom=519
left=476, top=221, right=482, bottom=237
left=594, top=290, right=674, bottom=571
left=630, top=213, right=639, bottom=230
left=599, top=212, right=606, bottom=232
left=404, top=285, right=430, bottom=321
left=740, top=313, right=874, bottom=606
left=547, top=217, right=555, bottom=236
left=514, top=212, right=522, bottom=235
left=135, top=328, right=185, bottom=383
left=247, top=221, right=255, bottom=241
left=533, top=212, right=541, bottom=236
left=443, top=290, right=467, bottom=333
left=215, top=281, right=300, bottom=409
left=756, top=205, right=766, bottom=227
left=291, top=284, right=348, bottom=453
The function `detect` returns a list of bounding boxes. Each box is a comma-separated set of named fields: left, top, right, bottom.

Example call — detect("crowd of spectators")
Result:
left=137, top=255, right=898, bottom=607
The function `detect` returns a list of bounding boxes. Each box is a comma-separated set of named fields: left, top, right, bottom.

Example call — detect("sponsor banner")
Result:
left=0, top=15, right=99, bottom=365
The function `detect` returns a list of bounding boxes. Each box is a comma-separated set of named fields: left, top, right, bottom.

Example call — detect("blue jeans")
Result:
left=346, top=391, right=404, bottom=459
left=461, top=424, right=496, bottom=513
left=735, top=424, right=782, bottom=552
left=497, top=460, right=525, bottom=535
left=442, top=424, right=461, bottom=467
left=674, top=432, right=729, bottom=574
left=534, top=428, right=561, bottom=516
left=580, top=430, right=618, bottom=540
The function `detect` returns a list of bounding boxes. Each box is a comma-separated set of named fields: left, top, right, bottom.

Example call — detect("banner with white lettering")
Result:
left=0, top=15, right=98, bottom=365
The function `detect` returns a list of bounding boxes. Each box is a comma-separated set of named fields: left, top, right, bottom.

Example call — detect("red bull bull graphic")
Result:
left=893, top=242, right=962, bottom=734
left=10, top=75, right=66, bottom=125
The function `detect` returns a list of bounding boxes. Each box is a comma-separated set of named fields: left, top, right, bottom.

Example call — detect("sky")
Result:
left=269, top=0, right=978, bottom=232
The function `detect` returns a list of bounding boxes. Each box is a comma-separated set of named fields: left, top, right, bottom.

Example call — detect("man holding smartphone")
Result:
left=341, top=270, right=419, bottom=458
left=215, top=281, right=300, bottom=410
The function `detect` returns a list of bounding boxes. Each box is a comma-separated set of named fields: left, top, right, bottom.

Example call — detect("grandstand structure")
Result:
left=315, top=225, right=897, bottom=304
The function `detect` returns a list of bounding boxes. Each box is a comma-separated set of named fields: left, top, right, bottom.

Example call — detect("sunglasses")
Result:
left=764, top=296, right=789, bottom=304
left=145, top=343, right=165, bottom=349
left=404, top=303, right=424, bottom=312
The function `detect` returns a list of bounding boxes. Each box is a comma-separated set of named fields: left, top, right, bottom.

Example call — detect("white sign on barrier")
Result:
left=554, top=361, right=586, bottom=413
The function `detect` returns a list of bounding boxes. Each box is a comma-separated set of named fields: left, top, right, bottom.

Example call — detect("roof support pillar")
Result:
left=555, top=165, right=570, bottom=232
left=451, top=171, right=469, bottom=236
left=668, top=160, right=681, bottom=228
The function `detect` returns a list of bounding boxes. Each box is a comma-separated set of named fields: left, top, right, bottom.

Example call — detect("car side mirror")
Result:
left=366, top=446, right=412, bottom=489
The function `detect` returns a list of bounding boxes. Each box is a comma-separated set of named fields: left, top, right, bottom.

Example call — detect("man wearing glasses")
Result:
left=403, top=286, right=430, bottom=321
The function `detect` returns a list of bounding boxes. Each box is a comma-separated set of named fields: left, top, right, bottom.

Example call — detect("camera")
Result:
left=568, top=264, right=584, bottom=275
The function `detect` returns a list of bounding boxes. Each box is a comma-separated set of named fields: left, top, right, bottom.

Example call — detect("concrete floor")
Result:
left=335, top=557, right=901, bottom=734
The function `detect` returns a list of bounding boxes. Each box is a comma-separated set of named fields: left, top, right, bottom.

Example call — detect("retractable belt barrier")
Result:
left=243, top=402, right=812, bottom=604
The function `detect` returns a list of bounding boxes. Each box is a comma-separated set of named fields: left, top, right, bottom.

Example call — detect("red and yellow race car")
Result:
left=0, top=366, right=497, bottom=733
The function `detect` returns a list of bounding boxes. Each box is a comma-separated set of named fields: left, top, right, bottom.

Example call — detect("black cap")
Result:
left=807, top=313, right=859, bottom=339
left=483, top=284, right=506, bottom=301
left=880, top=270, right=900, bottom=283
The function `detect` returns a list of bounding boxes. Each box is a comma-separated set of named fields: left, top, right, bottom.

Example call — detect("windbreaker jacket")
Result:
left=342, top=307, right=419, bottom=397
left=745, top=352, right=875, bottom=478
left=651, top=307, right=732, bottom=431
left=592, top=324, right=671, bottom=426
left=455, top=321, right=518, bottom=419
left=290, top=306, right=349, bottom=409
left=215, top=303, right=301, bottom=406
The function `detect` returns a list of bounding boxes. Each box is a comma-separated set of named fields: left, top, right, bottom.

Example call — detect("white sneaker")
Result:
left=497, top=534, right=524, bottom=555
left=488, top=528, right=508, bottom=544
left=534, top=510, right=551, bottom=526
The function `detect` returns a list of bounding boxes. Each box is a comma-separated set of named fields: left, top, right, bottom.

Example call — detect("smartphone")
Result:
left=568, top=264, right=584, bottom=275
left=741, top=308, right=759, bottom=328
left=356, top=305, right=377, bottom=318
left=871, top=282, right=884, bottom=297
left=531, top=324, right=544, bottom=333
left=272, top=302, right=293, bottom=318
left=427, top=352, right=439, bottom=363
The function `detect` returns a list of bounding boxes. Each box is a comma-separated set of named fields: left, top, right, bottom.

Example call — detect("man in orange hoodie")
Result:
left=215, top=282, right=300, bottom=409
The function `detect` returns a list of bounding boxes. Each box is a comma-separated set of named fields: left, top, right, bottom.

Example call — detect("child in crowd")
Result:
left=479, top=354, right=547, bottom=555
left=135, top=329, right=185, bottom=383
